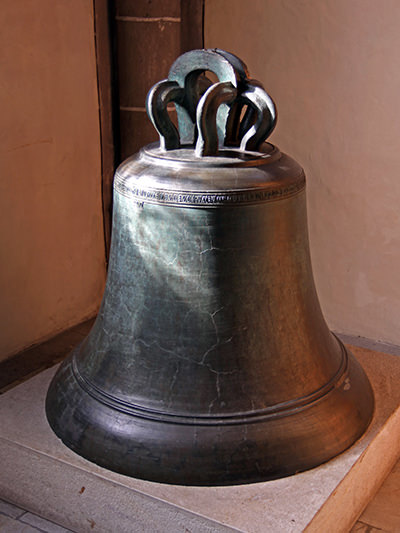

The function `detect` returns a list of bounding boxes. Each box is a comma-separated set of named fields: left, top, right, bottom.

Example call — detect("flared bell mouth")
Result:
left=46, top=340, right=374, bottom=486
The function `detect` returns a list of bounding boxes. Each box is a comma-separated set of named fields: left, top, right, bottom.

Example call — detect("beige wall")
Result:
left=0, top=1, right=106, bottom=360
left=205, top=0, right=400, bottom=345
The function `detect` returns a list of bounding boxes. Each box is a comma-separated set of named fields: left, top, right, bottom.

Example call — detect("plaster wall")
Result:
left=0, top=0, right=106, bottom=360
left=205, top=0, right=400, bottom=345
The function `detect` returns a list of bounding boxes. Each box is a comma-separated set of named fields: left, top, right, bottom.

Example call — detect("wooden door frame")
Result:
left=93, top=0, right=118, bottom=261
left=93, top=0, right=205, bottom=261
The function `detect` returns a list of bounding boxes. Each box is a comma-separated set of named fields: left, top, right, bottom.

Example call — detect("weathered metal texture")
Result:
left=147, top=48, right=276, bottom=153
left=46, top=49, right=374, bottom=485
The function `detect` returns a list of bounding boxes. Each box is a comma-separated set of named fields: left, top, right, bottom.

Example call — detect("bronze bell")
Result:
left=46, top=49, right=374, bottom=486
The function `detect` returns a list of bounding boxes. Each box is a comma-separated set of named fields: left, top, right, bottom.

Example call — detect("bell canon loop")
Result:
left=46, top=49, right=374, bottom=485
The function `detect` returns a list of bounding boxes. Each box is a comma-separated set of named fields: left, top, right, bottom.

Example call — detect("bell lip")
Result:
left=45, top=344, right=374, bottom=486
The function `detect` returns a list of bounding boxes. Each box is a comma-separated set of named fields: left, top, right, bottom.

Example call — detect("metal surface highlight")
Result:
left=46, top=49, right=374, bottom=486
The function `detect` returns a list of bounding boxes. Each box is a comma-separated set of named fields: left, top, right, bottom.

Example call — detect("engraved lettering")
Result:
left=114, top=173, right=305, bottom=207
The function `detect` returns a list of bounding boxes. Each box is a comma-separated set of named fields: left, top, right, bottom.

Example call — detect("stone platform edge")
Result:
left=0, top=345, right=399, bottom=533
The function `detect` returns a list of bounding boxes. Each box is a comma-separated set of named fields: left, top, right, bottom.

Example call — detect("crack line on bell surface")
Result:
left=200, top=306, right=227, bottom=365
left=166, top=362, right=181, bottom=408
left=200, top=224, right=221, bottom=256
left=135, top=338, right=179, bottom=357
left=135, top=338, right=207, bottom=367
left=199, top=223, right=243, bottom=255
left=199, top=246, right=242, bottom=255
left=203, top=307, right=235, bottom=373
left=134, top=332, right=235, bottom=376
left=200, top=336, right=234, bottom=368
left=208, top=373, right=221, bottom=413
left=169, top=363, right=180, bottom=391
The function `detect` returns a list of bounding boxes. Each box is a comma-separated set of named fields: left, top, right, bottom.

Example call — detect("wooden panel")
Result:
left=181, top=0, right=204, bottom=52
left=116, top=0, right=181, bottom=18
left=119, top=110, right=157, bottom=160
left=354, top=458, right=400, bottom=532
left=116, top=18, right=181, bottom=108
left=94, top=0, right=117, bottom=258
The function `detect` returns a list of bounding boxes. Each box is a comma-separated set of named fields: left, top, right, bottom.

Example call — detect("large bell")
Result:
left=46, top=49, right=374, bottom=485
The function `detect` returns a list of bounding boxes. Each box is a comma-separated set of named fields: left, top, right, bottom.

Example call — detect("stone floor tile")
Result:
left=19, top=513, right=73, bottom=533
left=0, top=500, right=25, bottom=519
left=0, top=514, right=40, bottom=532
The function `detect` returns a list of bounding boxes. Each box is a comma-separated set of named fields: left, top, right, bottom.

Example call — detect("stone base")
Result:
left=0, top=346, right=400, bottom=533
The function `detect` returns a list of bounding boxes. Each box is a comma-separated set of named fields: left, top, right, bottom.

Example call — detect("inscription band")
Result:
left=114, top=173, right=305, bottom=207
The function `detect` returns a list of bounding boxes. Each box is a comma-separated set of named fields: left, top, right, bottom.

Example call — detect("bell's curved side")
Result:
left=45, top=49, right=374, bottom=486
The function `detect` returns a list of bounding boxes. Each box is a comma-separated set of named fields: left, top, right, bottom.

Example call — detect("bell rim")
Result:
left=45, top=344, right=374, bottom=486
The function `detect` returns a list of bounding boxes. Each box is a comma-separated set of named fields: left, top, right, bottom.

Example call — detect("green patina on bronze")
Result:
left=46, top=49, right=374, bottom=486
